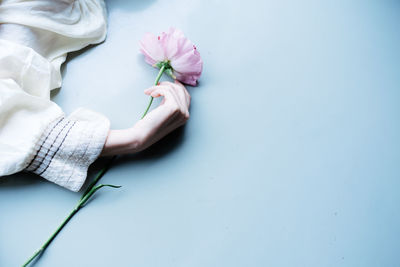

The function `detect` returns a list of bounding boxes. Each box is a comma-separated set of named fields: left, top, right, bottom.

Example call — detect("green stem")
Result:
left=141, top=64, right=166, bottom=119
left=22, top=65, right=167, bottom=267
left=81, top=155, right=117, bottom=200
left=22, top=204, right=80, bottom=267
left=21, top=184, right=121, bottom=267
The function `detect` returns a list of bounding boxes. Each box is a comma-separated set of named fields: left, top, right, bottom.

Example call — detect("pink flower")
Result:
left=140, top=27, right=203, bottom=86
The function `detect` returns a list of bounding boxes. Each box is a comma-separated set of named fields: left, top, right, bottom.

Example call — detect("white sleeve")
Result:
left=0, top=39, right=110, bottom=192
left=24, top=108, right=110, bottom=192
left=0, top=0, right=111, bottom=191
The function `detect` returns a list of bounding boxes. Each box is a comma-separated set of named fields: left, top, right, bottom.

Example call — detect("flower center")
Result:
left=155, top=60, right=176, bottom=79
left=155, top=60, right=172, bottom=70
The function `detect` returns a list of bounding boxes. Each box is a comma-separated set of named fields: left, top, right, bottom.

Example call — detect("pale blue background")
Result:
left=1, top=0, right=400, bottom=266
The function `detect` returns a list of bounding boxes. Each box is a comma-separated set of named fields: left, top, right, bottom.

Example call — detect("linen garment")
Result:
left=0, top=0, right=111, bottom=191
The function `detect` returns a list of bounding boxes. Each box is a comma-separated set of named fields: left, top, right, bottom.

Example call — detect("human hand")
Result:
left=101, top=81, right=190, bottom=156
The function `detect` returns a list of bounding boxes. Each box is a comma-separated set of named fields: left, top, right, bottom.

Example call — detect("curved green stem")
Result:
left=141, top=64, right=166, bottom=119
left=22, top=207, right=79, bottom=267
left=21, top=184, right=120, bottom=267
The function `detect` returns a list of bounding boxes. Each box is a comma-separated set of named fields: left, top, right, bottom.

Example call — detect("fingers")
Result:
left=144, top=85, right=171, bottom=97
left=171, top=80, right=191, bottom=108
left=159, top=81, right=191, bottom=115
left=175, top=80, right=191, bottom=107
left=124, top=81, right=192, bottom=154
left=144, top=81, right=191, bottom=120
left=145, top=81, right=190, bottom=106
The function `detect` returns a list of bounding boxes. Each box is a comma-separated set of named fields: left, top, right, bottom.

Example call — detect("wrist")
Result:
left=100, top=128, right=143, bottom=156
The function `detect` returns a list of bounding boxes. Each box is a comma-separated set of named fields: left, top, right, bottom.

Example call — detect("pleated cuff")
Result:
left=25, top=108, right=110, bottom=191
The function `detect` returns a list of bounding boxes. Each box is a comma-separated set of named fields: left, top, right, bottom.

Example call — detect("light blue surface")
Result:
left=1, top=0, right=400, bottom=266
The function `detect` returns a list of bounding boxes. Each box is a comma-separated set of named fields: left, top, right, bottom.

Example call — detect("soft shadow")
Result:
left=0, top=172, right=38, bottom=190
left=105, top=0, right=157, bottom=12
left=77, top=126, right=186, bottom=192
left=113, top=126, right=185, bottom=167
left=50, top=87, right=60, bottom=99
left=61, top=44, right=98, bottom=77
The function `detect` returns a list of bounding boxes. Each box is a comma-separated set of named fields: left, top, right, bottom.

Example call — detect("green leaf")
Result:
left=79, top=184, right=121, bottom=207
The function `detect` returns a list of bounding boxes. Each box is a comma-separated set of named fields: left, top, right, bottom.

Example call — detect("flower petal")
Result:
left=160, top=27, right=187, bottom=60
left=139, top=32, right=165, bottom=65
left=171, top=48, right=203, bottom=75
left=141, top=28, right=203, bottom=85
left=174, top=71, right=200, bottom=86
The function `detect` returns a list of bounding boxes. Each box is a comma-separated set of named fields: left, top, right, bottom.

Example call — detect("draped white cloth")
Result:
left=0, top=0, right=110, bottom=191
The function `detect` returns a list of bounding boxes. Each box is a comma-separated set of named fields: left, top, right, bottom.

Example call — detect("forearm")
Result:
left=100, top=128, right=143, bottom=156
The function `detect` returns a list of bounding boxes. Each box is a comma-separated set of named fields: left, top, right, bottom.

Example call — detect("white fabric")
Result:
left=0, top=0, right=110, bottom=191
